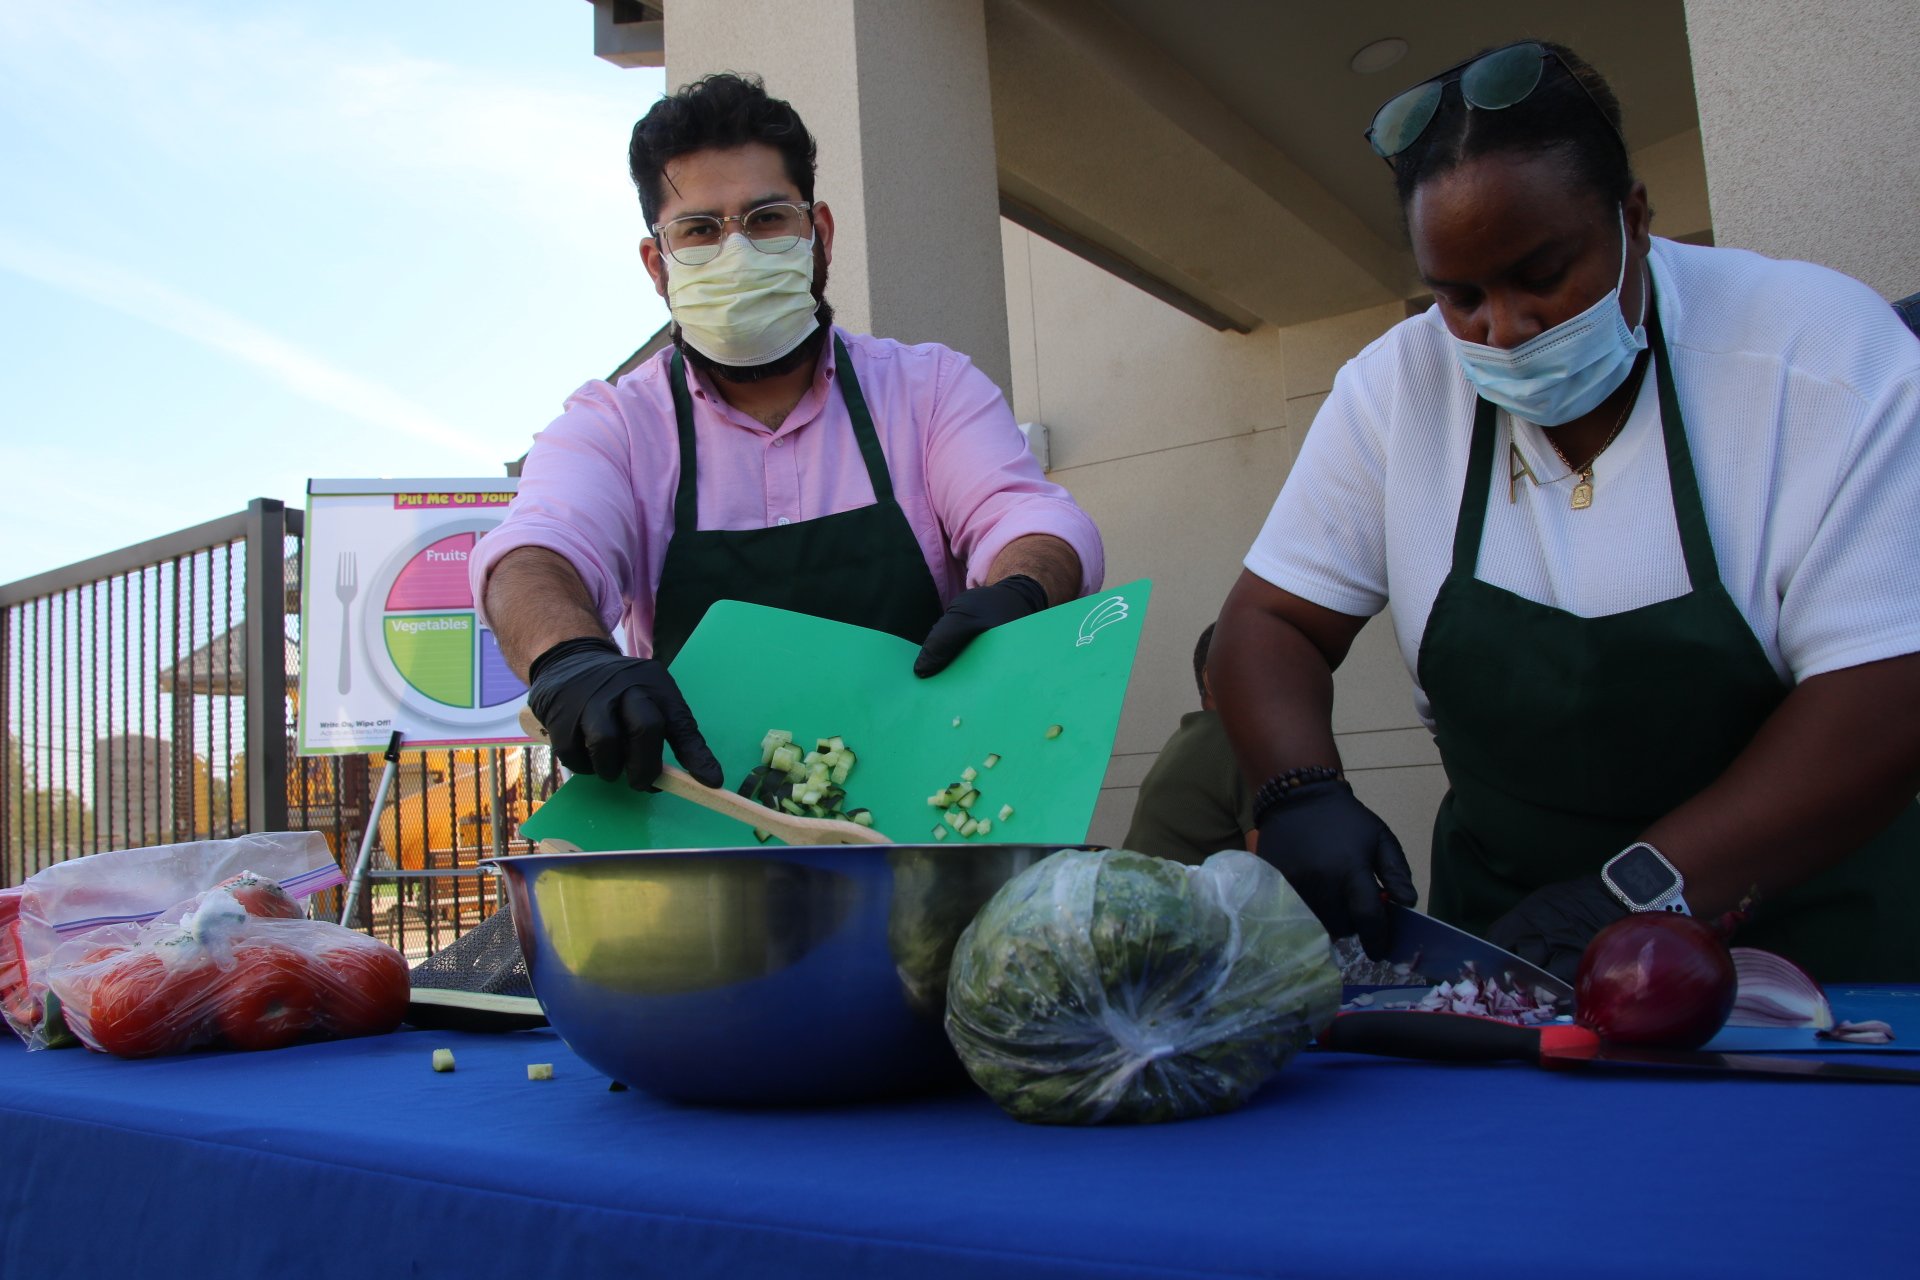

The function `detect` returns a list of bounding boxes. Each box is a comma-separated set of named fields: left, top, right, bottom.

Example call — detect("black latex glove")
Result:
left=1256, top=779, right=1417, bottom=959
left=913, top=574, right=1049, bottom=678
left=526, top=636, right=724, bottom=791
left=1485, top=875, right=1630, bottom=985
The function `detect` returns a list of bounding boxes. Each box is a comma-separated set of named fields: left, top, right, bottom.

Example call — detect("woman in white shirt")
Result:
left=1213, top=40, right=1920, bottom=982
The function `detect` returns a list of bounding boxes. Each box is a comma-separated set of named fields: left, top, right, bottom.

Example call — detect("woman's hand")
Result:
left=1256, top=779, right=1417, bottom=958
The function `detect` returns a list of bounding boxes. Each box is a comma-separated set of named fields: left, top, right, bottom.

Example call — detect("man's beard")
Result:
left=675, top=239, right=833, bottom=385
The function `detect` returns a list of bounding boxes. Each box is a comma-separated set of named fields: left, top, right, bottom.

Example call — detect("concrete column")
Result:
left=1684, top=0, right=1920, bottom=297
left=665, top=0, right=1013, bottom=392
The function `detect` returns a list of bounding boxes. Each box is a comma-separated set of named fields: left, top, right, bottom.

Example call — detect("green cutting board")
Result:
left=520, top=579, right=1152, bottom=850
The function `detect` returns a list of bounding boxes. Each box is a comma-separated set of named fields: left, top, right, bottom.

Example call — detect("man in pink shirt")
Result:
left=473, top=73, right=1103, bottom=791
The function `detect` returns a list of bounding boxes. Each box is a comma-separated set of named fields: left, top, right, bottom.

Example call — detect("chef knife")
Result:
left=1321, top=1011, right=1920, bottom=1083
left=1343, top=904, right=1576, bottom=1005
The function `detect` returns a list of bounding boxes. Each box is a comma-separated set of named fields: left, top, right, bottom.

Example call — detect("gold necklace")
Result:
left=1543, top=362, right=1646, bottom=510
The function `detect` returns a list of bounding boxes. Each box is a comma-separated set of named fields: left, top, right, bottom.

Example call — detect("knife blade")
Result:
left=1342, top=904, right=1575, bottom=1006
left=1321, top=1011, right=1920, bottom=1083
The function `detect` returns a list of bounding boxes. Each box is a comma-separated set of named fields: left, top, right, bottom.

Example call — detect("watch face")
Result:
left=1607, top=844, right=1677, bottom=906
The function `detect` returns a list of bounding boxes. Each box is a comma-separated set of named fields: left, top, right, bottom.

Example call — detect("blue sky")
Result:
left=0, top=1, right=669, bottom=585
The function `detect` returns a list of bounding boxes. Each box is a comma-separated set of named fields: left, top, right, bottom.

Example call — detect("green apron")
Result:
left=650, top=336, right=945, bottom=667
left=1416, top=292, right=1920, bottom=982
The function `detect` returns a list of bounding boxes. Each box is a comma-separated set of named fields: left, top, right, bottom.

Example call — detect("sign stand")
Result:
left=340, top=731, right=405, bottom=927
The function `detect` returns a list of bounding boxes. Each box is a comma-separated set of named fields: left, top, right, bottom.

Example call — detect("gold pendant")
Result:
left=1570, top=472, right=1594, bottom=510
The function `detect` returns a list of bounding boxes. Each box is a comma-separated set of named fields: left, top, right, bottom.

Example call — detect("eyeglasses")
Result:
left=1363, top=41, right=1626, bottom=165
left=650, top=200, right=814, bottom=265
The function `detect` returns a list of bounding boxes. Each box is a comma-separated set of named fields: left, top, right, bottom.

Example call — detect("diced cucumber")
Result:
left=959, top=818, right=980, bottom=837
left=945, top=810, right=966, bottom=831
left=952, top=717, right=962, bottom=728
left=975, top=819, right=992, bottom=836
left=961, top=766, right=978, bottom=784
left=1045, top=724, right=1063, bottom=739
left=933, top=826, right=949, bottom=841
left=928, top=793, right=952, bottom=808
left=849, top=809, right=874, bottom=827
left=432, top=1049, right=456, bottom=1073
left=998, top=803, right=1014, bottom=822
left=958, top=789, right=980, bottom=810
left=982, top=753, right=1000, bottom=769
left=527, top=1063, right=554, bottom=1081
left=746, top=727, right=866, bottom=829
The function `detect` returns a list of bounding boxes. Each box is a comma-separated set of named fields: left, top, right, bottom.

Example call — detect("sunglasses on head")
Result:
left=1364, top=40, right=1626, bottom=164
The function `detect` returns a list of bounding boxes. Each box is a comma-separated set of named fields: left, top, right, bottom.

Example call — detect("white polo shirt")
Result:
left=1245, top=237, right=1920, bottom=729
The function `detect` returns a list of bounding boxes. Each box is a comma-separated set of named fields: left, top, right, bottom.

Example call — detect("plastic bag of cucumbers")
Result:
left=944, top=848, right=1339, bottom=1125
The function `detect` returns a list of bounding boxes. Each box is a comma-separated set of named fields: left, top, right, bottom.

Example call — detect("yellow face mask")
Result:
left=666, top=233, right=819, bottom=367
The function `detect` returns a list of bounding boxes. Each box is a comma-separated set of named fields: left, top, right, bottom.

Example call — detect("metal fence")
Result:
left=1, top=499, right=560, bottom=959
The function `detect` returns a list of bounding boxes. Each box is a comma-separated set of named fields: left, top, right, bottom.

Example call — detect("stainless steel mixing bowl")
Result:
left=486, top=843, right=1083, bottom=1104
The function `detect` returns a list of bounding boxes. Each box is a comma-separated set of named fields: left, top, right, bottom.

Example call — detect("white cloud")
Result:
left=0, top=228, right=497, bottom=463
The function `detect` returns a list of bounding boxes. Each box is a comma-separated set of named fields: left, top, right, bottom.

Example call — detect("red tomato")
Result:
left=314, top=941, right=410, bottom=1038
left=216, top=871, right=304, bottom=920
left=1, top=912, right=38, bottom=1030
left=89, top=946, right=216, bottom=1058
left=215, top=942, right=321, bottom=1052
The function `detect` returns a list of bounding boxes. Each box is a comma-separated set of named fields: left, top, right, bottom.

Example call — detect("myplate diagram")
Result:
left=364, top=519, right=526, bottom=728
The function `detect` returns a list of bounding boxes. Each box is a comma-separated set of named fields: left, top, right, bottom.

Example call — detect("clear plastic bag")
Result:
left=5, top=832, right=345, bottom=1048
left=43, top=885, right=409, bottom=1058
left=944, top=848, right=1340, bottom=1125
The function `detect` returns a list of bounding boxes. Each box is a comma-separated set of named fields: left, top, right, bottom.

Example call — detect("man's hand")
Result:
left=527, top=637, right=724, bottom=791
left=913, top=574, right=1049, bottom=677
left=1485, top=875, right=1630, bottom=984
left=1255, top=779, right=1416, bottom=959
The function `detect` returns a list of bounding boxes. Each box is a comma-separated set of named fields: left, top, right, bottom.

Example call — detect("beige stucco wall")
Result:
left=1685, top=0, right=1920, bottom=296
left=1006, top=222, right=1444, bottom=898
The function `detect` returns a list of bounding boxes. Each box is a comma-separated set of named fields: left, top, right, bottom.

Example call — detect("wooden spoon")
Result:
left=518, top=706, right=895, bottom=846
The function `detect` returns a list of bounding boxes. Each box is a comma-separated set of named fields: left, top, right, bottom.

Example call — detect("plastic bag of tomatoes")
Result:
left=5, top=832, right=346, bottom=1049
left=42, top=884, right=410, bottom=1058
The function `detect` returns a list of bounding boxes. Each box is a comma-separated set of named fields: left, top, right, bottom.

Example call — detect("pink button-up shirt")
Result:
left=472, top=327, right=1104, bottom=656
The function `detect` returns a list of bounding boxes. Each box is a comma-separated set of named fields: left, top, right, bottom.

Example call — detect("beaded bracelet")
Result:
left=1252, top=766, right=1345, bottom=825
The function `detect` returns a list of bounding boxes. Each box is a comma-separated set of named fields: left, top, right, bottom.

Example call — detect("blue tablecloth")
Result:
left=1, top=1020, right=1914, bottom=1278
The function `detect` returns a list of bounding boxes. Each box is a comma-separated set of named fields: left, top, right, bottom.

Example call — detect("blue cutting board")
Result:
left=520, top=580, right=1152, bottom=851
left=1703, top=987, right=1919, bottom=1053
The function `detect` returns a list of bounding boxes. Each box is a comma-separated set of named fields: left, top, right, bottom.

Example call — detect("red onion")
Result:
left=1575, top=914, right=1737, bottom=1049
left=1726, top=947, right=1833, bottom=1030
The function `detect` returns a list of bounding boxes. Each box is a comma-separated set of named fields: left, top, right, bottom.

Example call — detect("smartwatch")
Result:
left=1600, top=842, right=1691, bottom=915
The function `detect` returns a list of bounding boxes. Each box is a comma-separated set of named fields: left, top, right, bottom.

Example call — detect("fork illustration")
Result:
left=336, top=552, right=358, bottom=694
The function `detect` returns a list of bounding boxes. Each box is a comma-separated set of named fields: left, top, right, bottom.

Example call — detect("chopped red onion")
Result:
left=1407, top=964, right=1564, bottom=1024
left=1725, top=947, right=1834, bottom=1030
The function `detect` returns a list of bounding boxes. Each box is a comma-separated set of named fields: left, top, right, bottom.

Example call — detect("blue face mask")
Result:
left=1450, top=210, right=1648, bottom=427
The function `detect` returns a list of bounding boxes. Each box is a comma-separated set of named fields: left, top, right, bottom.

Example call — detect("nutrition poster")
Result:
left=298, top=478, right=530, bottom=754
